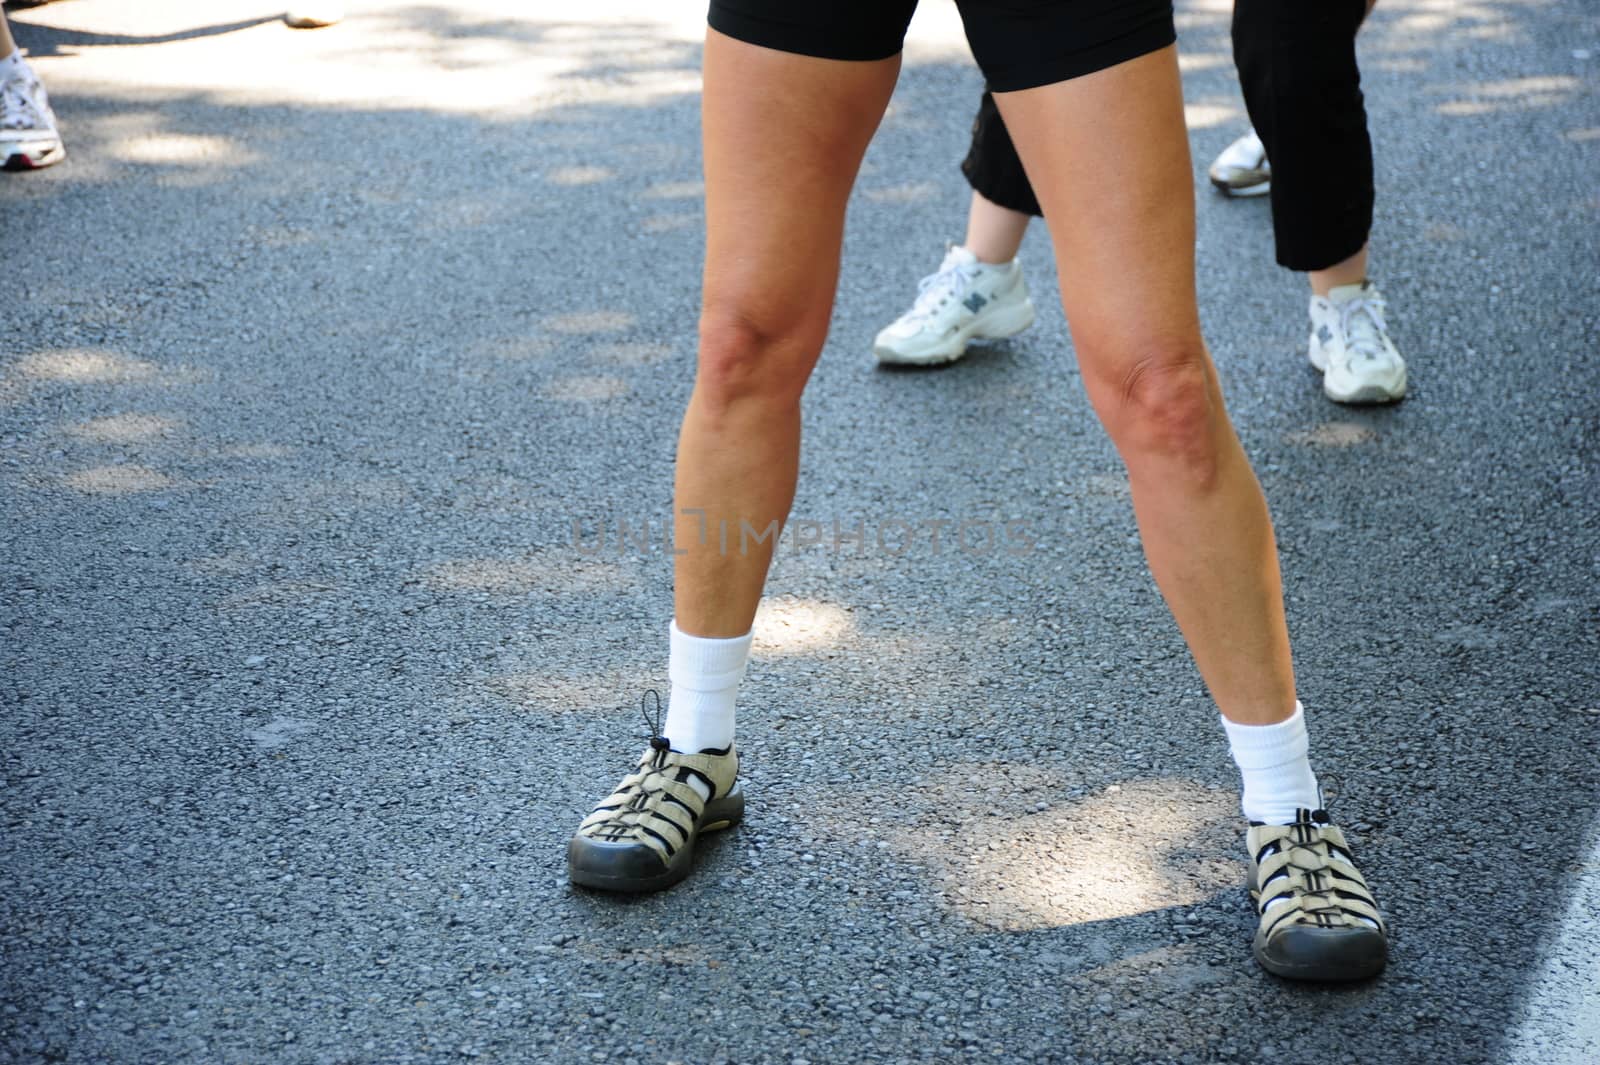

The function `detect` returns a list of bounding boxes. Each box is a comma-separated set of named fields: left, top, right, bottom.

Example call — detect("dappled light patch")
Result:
left=16, top=349, right=157, bottom=384
left=216, top=443, right=293, bottom=460
left=587, top=341, right=673, bottom=367
left=881, top=776, right=1239, bottom=931
left=245, top=225, right=320, bottom=248
left=1177, top=52, right=1230, bottom=73
left=753, top=596, right=856, bottom=656
left=1423, top=222, right=1469, bottom=242
left=9, top=5, right=706, bottom=117
left=641, top=179, right=703, bottom=200
left=610, top=68, right=702, bottom=100
left=544, top=375, right=630, bottom=403
left=1434, top=75, right=1581, bottom=117
left=66, top=413, right=179, bottom=442
left=545, top=165, right=614, bottom=186
left=108, top=131, right=251, bottom=166
left=473, top=336, right=557, bottom=361
left=1183, top=103, right=1239, bottom=130
left=863, top=182, right=938, bottom=205
left=430, top=196, right=511, bottom=230
left=1285, top=423, right=1377, bottom=448
left=1384, top=0, right=1518, bottom=38
left=1369, top=56, right=1428, bottom=74
left=63, top=464, right=177, bottom=494
left=544, top=310, right=635, bottom=335
left=640, top=213, right=699, bottom=234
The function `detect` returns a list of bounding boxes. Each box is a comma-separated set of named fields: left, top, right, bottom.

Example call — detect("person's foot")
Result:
left=1207, top=129, right=1270, bottom=197
left=568, top=735, right=743, bottom=893
left=284, top=6, right=344, bottom=28
left=1, top=55, right=64, bottom=172
left=1247, top=807, right=1388, bottom=981
left=1308, top=280, right=1407, bottom=404
left=873, top=245, right=1035, bottom=366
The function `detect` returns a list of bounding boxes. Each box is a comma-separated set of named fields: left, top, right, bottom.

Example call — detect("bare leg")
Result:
left=963, top=190, right=1031, bottom=264
left=1309, top=242, right=1369, bottom=296
left=674, top=30, right=900, bottom=637
left=996, top=47, right=1295, bottom=726
left=1, top=14, right=17, bottom=56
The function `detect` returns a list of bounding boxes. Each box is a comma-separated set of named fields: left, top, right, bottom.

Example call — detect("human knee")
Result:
left=695, top=305, right=821, bottom=412
left=1098, top=350, right=1223, bottom=482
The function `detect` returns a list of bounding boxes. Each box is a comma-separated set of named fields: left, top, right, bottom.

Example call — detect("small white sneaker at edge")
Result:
left=1208, top=128, right=1270, bottom=198
left=1, top=57, right=65, bottom=171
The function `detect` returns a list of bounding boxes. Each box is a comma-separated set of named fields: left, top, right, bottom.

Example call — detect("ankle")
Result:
left=1222, top=702, right=1321, bottom=824
left=662, top=621, right=752, bottom=753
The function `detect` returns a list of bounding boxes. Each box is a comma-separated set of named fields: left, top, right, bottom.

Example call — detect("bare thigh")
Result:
left=992, top=45, right=1202, bottom=394
left=699, top=30, right=900, bottom=376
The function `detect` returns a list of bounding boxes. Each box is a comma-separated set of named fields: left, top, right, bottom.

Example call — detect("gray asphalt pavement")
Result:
left=3, top=2, right=1598, bottom=1063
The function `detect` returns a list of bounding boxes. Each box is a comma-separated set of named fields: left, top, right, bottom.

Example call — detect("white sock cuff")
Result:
left=1221, top=701, right=1309, bottom=772
left=668, top=621, right=752, bottom=692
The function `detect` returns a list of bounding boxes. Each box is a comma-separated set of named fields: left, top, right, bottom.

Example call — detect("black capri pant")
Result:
left=962, top=0, right=1375, bottom=271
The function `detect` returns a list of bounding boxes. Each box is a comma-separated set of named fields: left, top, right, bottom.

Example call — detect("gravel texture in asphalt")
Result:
left=2, top=2, right=1598, bottom=1063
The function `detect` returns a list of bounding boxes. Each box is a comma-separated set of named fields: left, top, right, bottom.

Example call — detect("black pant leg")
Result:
left=1232, top=0, right=1373, bottom=271
left=960, top=91, right=1045, bottom=218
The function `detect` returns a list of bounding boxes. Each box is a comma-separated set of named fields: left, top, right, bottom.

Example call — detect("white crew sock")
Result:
left=662, top=621, right=751, bottom=755
left=0, top=50, right=25, bottom=83
left=955, top=244, right=1014, bottom=272
left=1221, top=702, right=1321, bottom=825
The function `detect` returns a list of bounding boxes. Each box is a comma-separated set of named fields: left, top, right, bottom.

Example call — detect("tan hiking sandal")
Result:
left=567, top=693, right=742, bottom=893
left=1247, top=807, right=1388, bottom=981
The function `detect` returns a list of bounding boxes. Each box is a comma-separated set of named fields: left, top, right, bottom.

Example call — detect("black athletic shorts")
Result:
left=707, top=1, right=1175, bottom=93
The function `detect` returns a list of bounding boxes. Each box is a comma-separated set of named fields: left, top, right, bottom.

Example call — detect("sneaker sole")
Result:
left=1209, top=176, right=1271, bottom=198
left=1251, top=923, right=1389, bottom=982
left=567, top=790, right=744, bottom=894
left=2, top=143, right=65, bottom=171
left=1324, top=380, right=1407, bottom=405
left=874, top=299, right=1035, bottom=367
left=1247, top=881, right=1388, bottom=982
left=1309, top=342, right=1407, bottom=405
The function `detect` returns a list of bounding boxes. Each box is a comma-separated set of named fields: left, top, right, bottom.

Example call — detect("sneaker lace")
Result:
left=582, top=692, right=676, bottom=841
left=1, top=75, right=44, bottom=132
left=906, top=253, right=981, bottom=322
left=1337, top=289, right=1390, bottom=362
left=634, top=687, right=673, bottom=785
left=1256, top=806, right=1375, bottom=929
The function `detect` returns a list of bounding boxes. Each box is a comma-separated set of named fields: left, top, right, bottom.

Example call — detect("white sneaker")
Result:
left=1207, top=128, right=1270, bottom=198
left=285, top=6, right=345, bottom=28
left=1308, top=281, right=1407, bottom=404
left=1, top=56, right=64, bottom=172
left=873, top=246, right=1035, bottom=366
